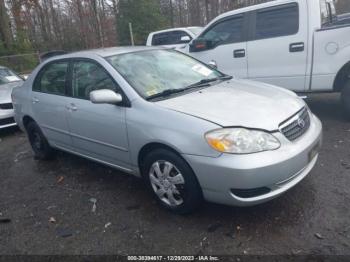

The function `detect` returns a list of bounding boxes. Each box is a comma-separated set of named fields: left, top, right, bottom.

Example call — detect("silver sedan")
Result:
left=0, top=66, right=23, bottom=129
left=12, top=47, right=322, bottom=214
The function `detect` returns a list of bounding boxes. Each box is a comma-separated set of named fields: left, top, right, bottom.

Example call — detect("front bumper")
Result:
left=183, top=113, right=322, bottom=207
left=0, top=108, right=16, bottom=129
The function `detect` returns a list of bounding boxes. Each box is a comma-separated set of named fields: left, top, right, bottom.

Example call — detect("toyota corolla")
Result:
left=12, top=47, right=322, bottom=214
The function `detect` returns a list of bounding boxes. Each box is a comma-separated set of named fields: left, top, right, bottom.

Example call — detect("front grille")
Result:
left=0, top=103, right=13, bottom=110
left=280, top=107, right=310, bottom=141
left=0, top=117, right=15, bottom=126
left=231, top=187, right=271, bottom=198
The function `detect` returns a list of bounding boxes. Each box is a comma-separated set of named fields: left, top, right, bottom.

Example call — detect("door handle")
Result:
left=32, top=97, right=39, bottom=104
left=66, top=103, right=78, bottom=112
left=290, top=42, right=304, bottom=52
left=234, top=49, right=246, bottom=58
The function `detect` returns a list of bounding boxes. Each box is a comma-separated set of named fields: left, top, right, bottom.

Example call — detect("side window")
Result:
left=170, top=31, right=192, bottom=44
left=33, top=62, right=68, bottom=95
left=72, top=61, right=118, bottom=100
left=255, top=3, right=299, bottom=40
left=200, top=15, right=244, bottom=47
left=152, top=32, right=170, bottom=46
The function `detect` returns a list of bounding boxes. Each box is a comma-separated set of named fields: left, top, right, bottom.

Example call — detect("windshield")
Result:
left=188, top=27, right=203, bottom=36
left=0, top=68, right=22, bottom=85
left=106, top=49, right=223, bottom=99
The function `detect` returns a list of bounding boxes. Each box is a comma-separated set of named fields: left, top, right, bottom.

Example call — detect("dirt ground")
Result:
left=0, top=93, right=349, bottom=256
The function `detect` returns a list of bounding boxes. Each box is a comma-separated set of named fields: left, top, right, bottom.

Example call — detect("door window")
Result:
left=200, top=15, right=244, bottom=47
left=152, top=31, right=191, bottom=45
left=33, top=62, right=68, bottom=95
left=254, top=3, right=299, bottom=40
left=72, top=61, right=119, bottom=100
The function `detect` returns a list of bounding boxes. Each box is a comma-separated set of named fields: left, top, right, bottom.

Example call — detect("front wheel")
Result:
left=142, top=149, right=203, bottom=214
left=341, top=80, right=350, bottom=120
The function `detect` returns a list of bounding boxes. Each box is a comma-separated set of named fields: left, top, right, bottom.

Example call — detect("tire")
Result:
left=141, top=149, right=203, bottom=214
left=341, top=80, right=350, bottom=120
left=26, top=121, right=54, bottom=160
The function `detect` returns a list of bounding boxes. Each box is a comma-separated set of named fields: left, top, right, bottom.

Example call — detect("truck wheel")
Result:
left=141, top=149, right=203, bottom=214
left=26, top=121, right=55, bottom=160
left=341, top=80, right=350, bottom=119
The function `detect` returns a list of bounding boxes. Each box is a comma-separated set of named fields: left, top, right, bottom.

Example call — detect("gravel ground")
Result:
left=0, top=93, right=349, bottom=256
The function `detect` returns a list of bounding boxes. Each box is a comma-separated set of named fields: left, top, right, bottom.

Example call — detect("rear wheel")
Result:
left=141, top=149, right=203, bottom=214
left=341, top=80, right=350, bottom=120
left=26, top=121, right=54, bottom=160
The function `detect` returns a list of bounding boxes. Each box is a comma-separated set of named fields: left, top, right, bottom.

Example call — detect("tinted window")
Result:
left=255, top=3, right=299, bottom=40
left=201, top=15, right=244, bottom=47
left=152, top=31, right=191, bottom=46
left=72, top=61, right=118, bottom=100
left=34, top=62, right=68, bottom=95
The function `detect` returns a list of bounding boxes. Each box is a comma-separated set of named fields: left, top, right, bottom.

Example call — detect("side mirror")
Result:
left=90, top=89, right=123, bottom=104
left=189, top=39, right=213, bottom=52
left=207, top=60, right=217, bottom=70
left=180, top=35, right=191, bottom=43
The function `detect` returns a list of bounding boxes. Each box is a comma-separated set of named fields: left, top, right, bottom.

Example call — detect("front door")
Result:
left=189, top=14, right=248, bottom=78
left=66, top=59, right=131, bottom=171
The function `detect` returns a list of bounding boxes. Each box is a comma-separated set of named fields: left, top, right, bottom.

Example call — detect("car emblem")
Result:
left=297, top=118, right=305, bottom=129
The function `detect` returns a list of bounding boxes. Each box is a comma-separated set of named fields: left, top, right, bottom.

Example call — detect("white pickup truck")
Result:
left=181, top=0, right=350, bottom=116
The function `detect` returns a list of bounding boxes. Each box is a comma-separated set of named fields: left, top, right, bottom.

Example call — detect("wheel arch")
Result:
left=138, top=142, right=184, bottom=171
left=333, top=61, right=350, bottom=92
left=22, top=115, right=36, bottom=130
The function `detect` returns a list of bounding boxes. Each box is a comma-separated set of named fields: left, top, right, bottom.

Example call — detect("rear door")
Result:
left=189, top=14, right=248, bottom=78
left=31, top=60, right=73, bottom=149
left=247, top=2, right=308, bottom=91
left=65, top=59, right=131, bottom=171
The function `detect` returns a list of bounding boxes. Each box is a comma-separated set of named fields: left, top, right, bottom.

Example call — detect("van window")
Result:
left=201, top=15, right=244, bottom=47
left=255, top=3, right=299, bottom=40
left=33, top=62, right=68, bottom=95
left=72, top=61, right=118, bottom=100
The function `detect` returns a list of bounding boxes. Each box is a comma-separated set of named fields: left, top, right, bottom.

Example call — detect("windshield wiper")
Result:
left=186, top=75, right=233, bottom=89
left=146, top=88, right=187, bottom=101
left=146, top=75, right=233, bottom=101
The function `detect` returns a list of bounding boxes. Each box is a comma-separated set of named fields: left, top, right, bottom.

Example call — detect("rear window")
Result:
left=255, top=3, right=299, bottom=40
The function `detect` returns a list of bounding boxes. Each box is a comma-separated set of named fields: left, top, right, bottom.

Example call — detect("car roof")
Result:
left=47, top=46, right=163, bottom=61
left=149, top=27, right=202, bottom=35
left=211, top=0, right=295, bottom=22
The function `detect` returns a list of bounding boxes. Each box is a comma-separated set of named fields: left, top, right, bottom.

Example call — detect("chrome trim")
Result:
left=0, top=122, right=17, bottom=129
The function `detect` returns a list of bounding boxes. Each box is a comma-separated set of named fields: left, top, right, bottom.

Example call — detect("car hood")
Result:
left=155, top=79, right=305, bottom=131
left=0, top=81, right=23, bottom=104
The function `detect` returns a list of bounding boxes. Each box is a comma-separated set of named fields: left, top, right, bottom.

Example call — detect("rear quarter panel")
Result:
left=312, top=26, right=350, bottom=91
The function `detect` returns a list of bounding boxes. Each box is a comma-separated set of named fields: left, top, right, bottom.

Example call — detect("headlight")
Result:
left=205, top=128, right=280, bottom=154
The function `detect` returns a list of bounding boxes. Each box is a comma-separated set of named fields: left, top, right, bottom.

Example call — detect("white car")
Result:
left=146, top=27, right=203, bottom=48
left=0, top=66, right=23, bottom=129
left=180, top=0, right=350, bottom=117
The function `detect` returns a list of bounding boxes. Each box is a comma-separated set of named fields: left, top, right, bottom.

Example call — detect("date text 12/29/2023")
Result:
left=127, top=256, right=220, bottom=261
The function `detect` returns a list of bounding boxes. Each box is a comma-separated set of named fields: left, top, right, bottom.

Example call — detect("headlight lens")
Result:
left=205, top=128, right=280, bottom=154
